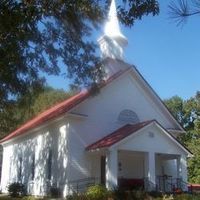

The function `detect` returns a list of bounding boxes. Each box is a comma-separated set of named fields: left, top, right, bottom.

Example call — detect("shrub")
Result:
left=111, top=187, right=126, bottom=200
left=112, top=188, right=148, bottom=200
left=49, top=186, right=61, bottom=198
left=174, top=193, right=200, bottom=200
left=8, top=182, right=26, bottom=197
left=22, top=196, right=37, bottom=200
left=86, top=185, right=108, bottom=200
left=130, top=190, right=147, bottom=200
left=66, top=193, right=89, bottom=200
left=162, top=194, right=174, bottom=200
left=148, top=191, right=163, bottom=198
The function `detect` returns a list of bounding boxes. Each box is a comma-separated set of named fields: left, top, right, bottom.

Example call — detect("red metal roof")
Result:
left=0, top=69, right=129, bottom=143
left=0, top=91, right=90, bottom=143
left=86, top=120, right=154, bottom=151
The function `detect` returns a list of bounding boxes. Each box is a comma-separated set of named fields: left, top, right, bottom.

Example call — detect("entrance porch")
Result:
left=87, top=120, right=191, bottom=192
left=90, top=150, right=187, bottom=192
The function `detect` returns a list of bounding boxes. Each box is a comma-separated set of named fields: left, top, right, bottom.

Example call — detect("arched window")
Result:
left=118, top=109, right=140, bottom=125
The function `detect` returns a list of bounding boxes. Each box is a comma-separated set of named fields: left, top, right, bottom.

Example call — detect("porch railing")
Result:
left=156, top=176, right=190, bottom=193
left=144, top=177, right=157, bottom=191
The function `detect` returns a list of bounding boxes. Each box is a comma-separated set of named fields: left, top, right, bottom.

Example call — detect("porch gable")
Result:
left=86, top=120, right=192, bottom=157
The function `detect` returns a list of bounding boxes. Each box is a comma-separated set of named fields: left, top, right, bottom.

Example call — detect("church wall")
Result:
left=61, top=71, right=184, bottom=185
left=1, top=145, right=13, bottom=192
left=161, top=159, right=177, bottom=178
left=66, top=119, right=93, bottom=183
left=0, top=69, right=188, bottom=195
left=71, top=72, right=179, bottom=148
left=1, top=120, right=71, bottom=196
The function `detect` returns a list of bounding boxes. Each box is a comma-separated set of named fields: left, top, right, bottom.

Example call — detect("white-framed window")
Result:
left=31, top=153, right=35, bottom=181
left=47, top=149, right=52, bottom=180
left=18, top=157, right=22, bottom=182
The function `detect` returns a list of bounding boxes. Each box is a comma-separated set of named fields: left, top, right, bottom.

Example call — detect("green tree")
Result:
left=0, top=86, right=71, bottom=139
left=0, top=101, right=18, bottom=138
left=0, top=0, right=159, bottom=107
left=31, top=87, right=71, bottom=116
left=164, top=92, right=200, bottom=183
left=164, top=94, right=200, bottom=131
left=187, top=135, right=200, bottom=183
left=164, top=96, right=185, bottom=126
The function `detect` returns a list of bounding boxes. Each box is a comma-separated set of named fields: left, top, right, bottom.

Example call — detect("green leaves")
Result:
left=164, top=95, right=185, bottom=127
left=164, top=91, right=200, bottom=183
left=0, top=0, right=160, bottom=137
left=119, top=0, right=159, bottom=26
left=0, top=86, right=71, bottom=139
left=0, top=0, right=159, bottom=106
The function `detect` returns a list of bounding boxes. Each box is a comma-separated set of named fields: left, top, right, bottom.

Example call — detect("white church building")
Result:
left=0, top=0, right=192, bottom=196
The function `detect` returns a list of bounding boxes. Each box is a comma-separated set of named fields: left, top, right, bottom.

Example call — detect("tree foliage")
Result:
left=0, top=0, right=160, bottom=139
left=164, top=96, right=185, bottom=126
left=187, top=135, right=200, bottom=183
left=164, top=92, right=200, bottom=183
left=0, top=0, right=159, bottom=106
left=0, top=86, right=71, bottom=139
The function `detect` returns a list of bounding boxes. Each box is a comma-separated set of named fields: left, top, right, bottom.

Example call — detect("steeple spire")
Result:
left=104, top=0, right=127, bottom=42
left=98, top=0, right=128, bottom=61
left=105, top=0, right=123, bottom=38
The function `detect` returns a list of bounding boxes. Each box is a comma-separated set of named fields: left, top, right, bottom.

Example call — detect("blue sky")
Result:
left=46, top=0, right=200, bottom=100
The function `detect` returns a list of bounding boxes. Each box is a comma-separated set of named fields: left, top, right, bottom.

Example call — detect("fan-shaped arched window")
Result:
left=118, top=109, right=140, bottom=124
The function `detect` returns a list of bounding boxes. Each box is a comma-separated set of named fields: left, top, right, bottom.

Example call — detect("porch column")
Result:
left=180, top=155, right=188, bottom=191
left=106, top=149, right=118, bottom=190
left=176, top=156, right=181, bottom=178
left=146, top=151, right=156, bottom=191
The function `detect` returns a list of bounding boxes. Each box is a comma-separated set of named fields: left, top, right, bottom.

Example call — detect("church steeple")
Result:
left=98, top=0, right=128, bottom=61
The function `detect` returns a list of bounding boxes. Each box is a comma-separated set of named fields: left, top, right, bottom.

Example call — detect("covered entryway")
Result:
left=118, top=150, right=145, bottom=189
left=87, top=120, right=192, bottom=192
left=155, top=153, right=185, bottom=192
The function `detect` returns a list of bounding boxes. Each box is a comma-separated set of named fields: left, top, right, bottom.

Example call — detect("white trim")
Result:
left=167, top=129, right=186, bottom=134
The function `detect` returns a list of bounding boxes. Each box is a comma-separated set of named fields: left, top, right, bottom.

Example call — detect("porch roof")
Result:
left=86, top=120, right=192, bottom=156
left=86, top=120, right=154, bottom=151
